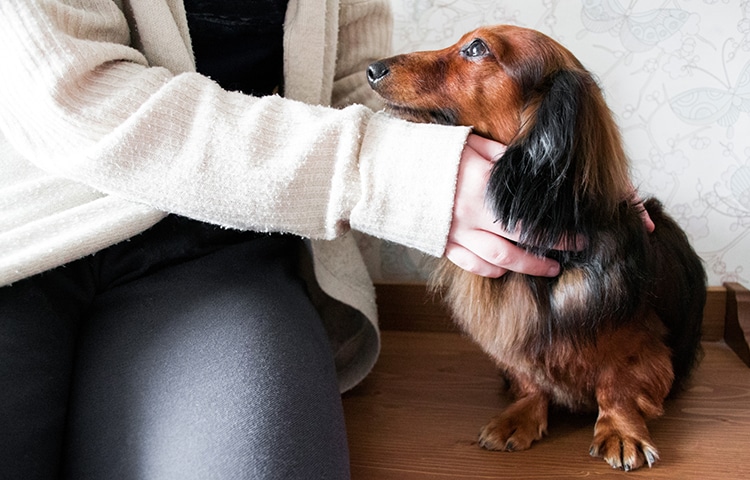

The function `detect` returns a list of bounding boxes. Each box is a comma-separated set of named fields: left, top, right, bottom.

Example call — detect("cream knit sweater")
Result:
left=0, top=0, right=471, bottom=390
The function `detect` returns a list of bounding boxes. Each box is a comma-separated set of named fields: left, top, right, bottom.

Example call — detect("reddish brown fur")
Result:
left=372, top=26, right=632, bottom=207
left=369, top=25, right=705, bottom=471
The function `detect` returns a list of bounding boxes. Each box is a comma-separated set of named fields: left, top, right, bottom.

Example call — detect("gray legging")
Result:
left=0, top=218, right=350, bottom=479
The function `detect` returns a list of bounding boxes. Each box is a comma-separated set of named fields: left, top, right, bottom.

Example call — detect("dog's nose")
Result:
left=367, top=61, right=390, bottom=85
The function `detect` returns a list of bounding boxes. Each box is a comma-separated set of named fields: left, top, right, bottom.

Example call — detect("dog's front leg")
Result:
left=590, top=324, right=672, bottom=470
left=478, top=383, right=549, bottom=452
left=589, top=398, right=660, bottom=471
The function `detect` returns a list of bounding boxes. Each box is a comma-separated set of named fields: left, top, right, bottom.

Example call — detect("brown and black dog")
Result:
left=367, top=25, right=705, bottom=471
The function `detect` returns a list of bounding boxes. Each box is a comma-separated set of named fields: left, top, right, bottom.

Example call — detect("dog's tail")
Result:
left=644, top=198, right=706, bottom=392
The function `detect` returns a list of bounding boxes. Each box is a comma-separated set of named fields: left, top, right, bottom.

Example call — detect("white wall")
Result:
left=360, top=0, right=750, bottom=287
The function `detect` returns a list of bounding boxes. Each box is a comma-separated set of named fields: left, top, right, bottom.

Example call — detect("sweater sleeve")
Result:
left=0, top=0, right=469, bottom=256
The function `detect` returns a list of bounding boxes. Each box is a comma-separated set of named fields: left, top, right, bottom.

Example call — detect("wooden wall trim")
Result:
left=375, top=283, right=733, bottom=344
left=704, top=286, right=727, bottom=342
left=724, top=282, right=750, bottom=367
left=375, top=283, right=455, bottom=333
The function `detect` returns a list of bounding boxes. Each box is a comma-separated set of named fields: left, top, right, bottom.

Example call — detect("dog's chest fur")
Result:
left=436, top=261, right=620, bottom=412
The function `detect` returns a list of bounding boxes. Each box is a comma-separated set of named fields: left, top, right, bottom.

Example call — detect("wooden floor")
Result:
left=343, top=284, right=750, bottom=479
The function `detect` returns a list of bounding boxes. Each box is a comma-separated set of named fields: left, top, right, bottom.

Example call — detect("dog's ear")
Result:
left=487, top=69, right=628, bottom=252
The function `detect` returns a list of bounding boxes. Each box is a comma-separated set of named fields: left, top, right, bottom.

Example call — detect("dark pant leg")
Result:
left=0, top=263, right=94, bottom=479
left=62, top=236, right=350, bottom=480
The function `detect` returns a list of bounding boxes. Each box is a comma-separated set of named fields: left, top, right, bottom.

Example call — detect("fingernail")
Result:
left=547, top=264, right=560, bottom=277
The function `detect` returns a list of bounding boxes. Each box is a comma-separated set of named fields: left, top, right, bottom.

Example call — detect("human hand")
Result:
left=630, top=187, right=655, bottom=233
left=446, top=135, right=656, bottom=278
left=446, top=134, right=561, bottom=278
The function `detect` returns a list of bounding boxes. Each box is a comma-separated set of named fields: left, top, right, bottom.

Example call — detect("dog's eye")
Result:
left=462, top=39, right=490, bottom=59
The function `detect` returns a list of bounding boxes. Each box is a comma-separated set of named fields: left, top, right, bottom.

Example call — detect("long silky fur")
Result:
left=487, top=70, right=589, bottom=253
left=438, top=54, right=703, bottom=388
left=370, top=26, right=706, bottom=455
left=476, top=66, right=654, bottom=352
left=487, top=68, right=630, bottom=254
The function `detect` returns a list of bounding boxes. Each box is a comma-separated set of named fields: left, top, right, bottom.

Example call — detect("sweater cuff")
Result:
left=351, top=112, right=471, bottom=257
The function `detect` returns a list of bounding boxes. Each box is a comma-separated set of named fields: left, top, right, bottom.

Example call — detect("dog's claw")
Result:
left=590, top=435, right=660, bottom=471
left=644, top=446, right=659, bottom=468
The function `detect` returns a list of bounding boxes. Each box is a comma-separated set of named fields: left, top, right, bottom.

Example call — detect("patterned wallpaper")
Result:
left=358, top=0, right=750, bottom=287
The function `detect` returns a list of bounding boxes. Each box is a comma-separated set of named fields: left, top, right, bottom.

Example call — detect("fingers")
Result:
left=447, top=229, right=561, bottom=278
left=627, top=182, right=655, bottom=233
left=467, top=133, right=506, bottom=161
left=445, top=242, right=508, bottom=278
left=636, top=201, right=655, bottom=233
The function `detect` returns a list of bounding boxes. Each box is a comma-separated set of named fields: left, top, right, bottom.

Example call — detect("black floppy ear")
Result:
left=486, top=69, right=592, bottom=252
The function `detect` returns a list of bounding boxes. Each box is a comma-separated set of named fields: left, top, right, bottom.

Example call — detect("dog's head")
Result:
left=368, top=25, right=632, bottom=252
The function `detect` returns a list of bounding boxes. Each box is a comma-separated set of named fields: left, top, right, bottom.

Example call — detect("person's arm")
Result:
left=0, top=0, right=464, bottom=251
left=0, top=0, right=560, bottom=277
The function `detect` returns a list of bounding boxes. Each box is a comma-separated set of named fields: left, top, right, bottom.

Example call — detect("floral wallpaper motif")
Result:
left=359, top=0, right=750, bottom=286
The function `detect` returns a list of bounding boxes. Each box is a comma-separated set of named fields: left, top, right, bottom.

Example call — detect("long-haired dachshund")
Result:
left=367, top=25, right=706, bottom=471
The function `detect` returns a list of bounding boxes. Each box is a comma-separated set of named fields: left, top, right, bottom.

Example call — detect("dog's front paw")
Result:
left=589, top=427, right=659, bottom=471
left=479, top=412, right=547, bottom=452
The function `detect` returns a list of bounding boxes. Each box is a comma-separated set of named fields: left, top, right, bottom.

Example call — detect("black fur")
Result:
left=482, top=68, right=650, bottom=350
left=487, top=70, right=593, bottom=253
left=484, top=68, right=704, bottom=389
left=521, top=200, right=650, bottom=356
left=643, top=199, right=706, bottom=390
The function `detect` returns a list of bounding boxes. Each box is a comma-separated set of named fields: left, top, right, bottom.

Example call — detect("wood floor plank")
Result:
left=343, top=332, right=750, bottom=479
